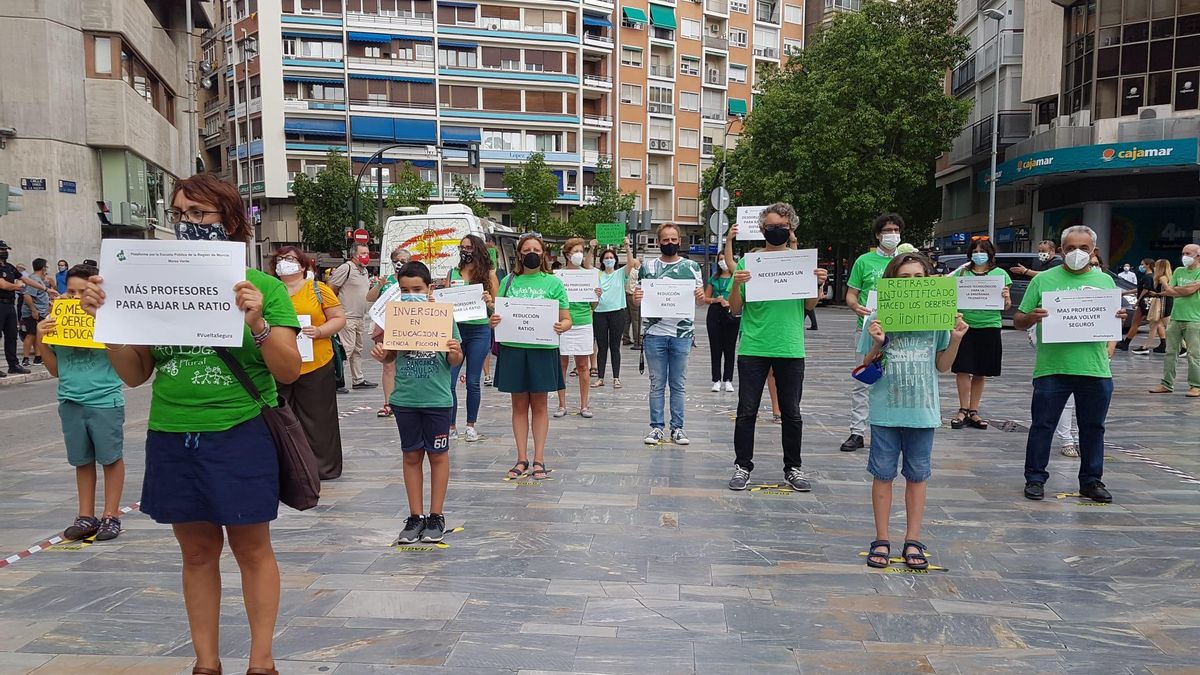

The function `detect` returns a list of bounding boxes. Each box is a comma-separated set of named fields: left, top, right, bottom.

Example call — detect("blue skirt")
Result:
left=141, top=416, right=279, bottom=526
left=495, top=345, right=565, bottom=394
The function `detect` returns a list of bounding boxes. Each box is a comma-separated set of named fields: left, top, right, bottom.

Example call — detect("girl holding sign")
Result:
left=556, top=237, right=601, bottom=418
left=447, top=235, right=499, bottom=442
left=490, top=233, right=571, bottom=481
left=950, top=238, right=1011, bottom=430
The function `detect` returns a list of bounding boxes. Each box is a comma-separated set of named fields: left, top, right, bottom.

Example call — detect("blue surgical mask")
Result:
left=603, top=258, right=616, bottom=269
left=1138, top=264, right=1145, bottom=273
left=971, top=252, right=989, bottom=266
left=400, top=293, right=427, bottom=303
left=175, top=219, right=228, bottom=241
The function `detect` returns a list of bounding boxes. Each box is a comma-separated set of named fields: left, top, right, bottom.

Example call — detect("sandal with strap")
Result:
left=377, top=405, right=392, bottom=418
left=966, top=410, right=989, bottom=430
left=903, top=540, right=929, bottom=570
left=531, top=462, right=549, bottom=480
left=950, top=408, right=968, bottom=430
left=507, top=461, right=528, bottom=479
left=246, top=668, right=278, bottom=675
left=866, top=539, right=891, bottom=569
left=192, top=666, right=221, bottom=675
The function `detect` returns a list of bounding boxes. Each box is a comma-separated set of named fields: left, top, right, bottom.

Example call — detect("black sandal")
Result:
left=506, top=461, right=528, bottom=479
left=950, top=408, right=968, bottom=430
left=966, top=410, right=989, bottom=430
left=866, top=540, right=891, bottom=568
left=903, top=540, right=929, bottom=570
left=531, top=462, right=549, bottom=480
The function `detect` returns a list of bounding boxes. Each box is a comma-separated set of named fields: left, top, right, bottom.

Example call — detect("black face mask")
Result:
left=460, top=250, right=474, bottom=264
left=763, top=227, right=791, bottom=246
left=0, top=251, right=8, bottom=262
left=522, top=252, right=542, bottom=270
left=660, top=242, right=680, bottom=257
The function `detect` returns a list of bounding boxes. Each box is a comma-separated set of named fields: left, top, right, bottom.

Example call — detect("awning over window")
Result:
left=649, top=4, right=676, bottom=30
left=347, top=31, right=392, bottom=43
left=350, top=116, right=395, bottom=141
left=583, top=14, right=613, bottom=28
left=281, top=31, right=338, bottom=40
left=284, top=118, right=347, bottom=137
left=440, top=126, right=482, bottom=146
left=350, top=73, right=392, bottom=81
left=393, top=119, right=437, bottom=145
left=283, top=76, right=344, bottom=85
left=394, top=33, right=434, bottom=42
left=728, top=98, right=748, bottom=116
left=622, top=6, right=648, bottom=23
left=437, top=1, right=475, bottom=6
left=439, top=40, right=478, bottom=49
left=350, top=73, right=433, bottom=83
left=350, top=117, right=437, bottom=145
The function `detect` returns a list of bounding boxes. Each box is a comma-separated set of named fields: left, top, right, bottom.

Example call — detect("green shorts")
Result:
left=59, top=401, right=125, bottom=466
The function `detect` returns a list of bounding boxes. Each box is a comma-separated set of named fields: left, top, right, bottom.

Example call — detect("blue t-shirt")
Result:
left=596, top=268, right=627, bottom=312
left=858, top=329, right=950, bottom=429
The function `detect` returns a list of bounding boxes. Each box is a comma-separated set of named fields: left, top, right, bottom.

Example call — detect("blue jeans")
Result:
left=450, top=323, right=492, bottom=426
left=1024, top=375, right=1112, bottom=488
left=644, top=334, right=691, bottom=430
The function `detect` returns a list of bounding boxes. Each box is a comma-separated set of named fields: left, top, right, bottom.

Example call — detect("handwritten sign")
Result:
left=876, top=277, right=958, bottom=332
left=641, top=278, right=697, bottom=319
left=555, top=268, right=601, bottom=303
left=433, top=283, right=488, bottom=322
left=596, top=222, right=626, bottom=246
left=494, top=297, right=559, bottom=346
left=296, top=315, right=314, bottom=362
left=735, top=205, right=768, bottom=241
left=956, top=275, right=1006, bottom=310
left=745, top=249, right=818, bottom=301
left=369, top=283, right=404, bottom=329
left=42, top=299, right=103, bottom=349
left=382, top=301, right=455, bottom=351
left=94, top=240, right=245, bottom=347
left=1041, top=289, right=1121, bottom=344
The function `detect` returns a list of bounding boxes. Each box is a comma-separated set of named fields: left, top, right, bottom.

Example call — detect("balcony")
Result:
left=823, top=0, right=859, bottom=12
left=647, top=137, right=674, bottom=152
left=1117, top=116, right=1200, bottom=143
left=346, top=11, right=434, bottom=30
left=283, top=98, right=347, bottom=112
left=706, top=0, right=729, bottom=13
left=648, top=102, right=674, bottom=115
left=583, top=30, right=615, bottom=48
left=701, top=107, right=725, bottom=120
left=649, top=64, right=674, bottom=78
left=755, top=8, right=780, bottom=22
left=584, top=0, right=616, bottom=9
left=706, top=70, right=726, bottom=86
left=951, top=56, right=975, bottom=96
left=347, top=55, right=435, bottom=73
left=204, top=98, right=225, bottom=116
left=227, top=98, right=263, bottom=118
left=351, top=98, right=437, bottom=111
left=584, top=113, right=614, bottom=127
left=583, top=73, right=613, bottom=88
left=647, top=169, right=674, bottom=185
left=704, top=34, right=729, bottom=51
left=948, top=111, right=1033, bottom=165
left=753, top=46, right=779, bottom=58
left=582, top=150, right=613, bottom=165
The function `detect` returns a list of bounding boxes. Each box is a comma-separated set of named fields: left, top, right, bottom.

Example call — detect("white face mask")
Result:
left=569, top=252, right=584, bottom=266
left=1038, top=251, right=1052, bottom=262
left=1183, top=255, right=1197, bottom=268
left=276, top=259, right=302, bottom=277
left=1064, top=249, right=1091, bottom=271
left=717, top=259, right=728, bottom=271
left=879, top=233, right=901, bottom=250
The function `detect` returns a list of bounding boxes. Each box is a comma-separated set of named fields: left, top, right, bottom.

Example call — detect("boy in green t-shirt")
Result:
left=36, top=265, right=127, bottom=542
left=371, top=262, right=463, bottom=546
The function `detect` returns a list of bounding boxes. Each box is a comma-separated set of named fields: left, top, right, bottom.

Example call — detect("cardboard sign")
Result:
left=93, top=240, right=245, bottom=347
left=296, top=315, right=314, bottom=362
left=735, top=205, right=769, bottom=240
left=555, top=268, right=601, bottom=303
left=42, top=299, right=104, bottom=349
left=744, top=249, right=819, bottom=301
left=433, top=283, right=488, bottom=322
left=494, top=297, right=559, bottom=346
left=956, top=275, right=1006, bottom=310
left=641, top=278, right=697, bottom=319
left=1041, top=289, right=1121, bottom=343
left=876, top=277, right=958, bottom=332
left=596, top=222, right=626, bottom=246
left=382, top=301, right=455, bottom=351
left=369, top=283, right=404, bottom=329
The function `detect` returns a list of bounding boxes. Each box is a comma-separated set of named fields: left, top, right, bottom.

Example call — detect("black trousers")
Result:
left=805, top=307, right=817, bottom=328
left=706, top=304, right=739, bottom=383
left=734, top=356, right=805, bottom=472
left=0, top=302, right=19, bottom=370
left=594, top=308, right=627, bottom=378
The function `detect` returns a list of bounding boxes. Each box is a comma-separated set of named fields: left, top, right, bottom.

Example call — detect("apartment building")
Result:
left=0, top=0, right=211, bottom=261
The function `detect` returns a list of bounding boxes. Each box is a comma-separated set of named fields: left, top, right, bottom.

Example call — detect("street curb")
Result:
left=0, top=370, right=52, bottom=386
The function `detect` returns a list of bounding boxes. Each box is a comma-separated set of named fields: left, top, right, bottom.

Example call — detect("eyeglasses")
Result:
left=970, top=235, right=990, bottom=241
left=278, top=255, right=301, bottom=263
left=166, top=208, right=221, bottom=224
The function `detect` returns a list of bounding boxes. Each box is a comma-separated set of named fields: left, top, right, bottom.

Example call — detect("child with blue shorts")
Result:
left=858, top=250, right=968, bottom=570
left=371, top=261, right=462, bottom=546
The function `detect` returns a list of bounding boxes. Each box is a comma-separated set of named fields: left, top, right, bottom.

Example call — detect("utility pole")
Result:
left=983, top=7, right=1005, bottom=242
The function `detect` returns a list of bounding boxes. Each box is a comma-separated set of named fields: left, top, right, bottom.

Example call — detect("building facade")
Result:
left=0, top=0, right=211, bottom=262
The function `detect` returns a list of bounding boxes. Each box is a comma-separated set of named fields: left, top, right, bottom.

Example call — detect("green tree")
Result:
left=384, top=161, right=435, bottom=215
left=503, top=152, right=559, bottom=232
left=567, top=155, right=636, bottom=238
left=290, top=151, right=374, bottom=254
left=451, top=174, right=491, bottom=218
left=723, top=0, right=970, bottom=248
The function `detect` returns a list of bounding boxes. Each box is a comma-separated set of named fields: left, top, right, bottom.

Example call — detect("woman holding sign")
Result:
left=556, top=238, right=601, bottom=418
left=593, top=241, right=638, bottom=389
left=446, top=234, right=499, bottom=442
left=950, top=237, right=1011, bottom=430
left=490, top=233, right=571, bottom=481
left=80, top=174, right=301, bottom=675
left=271, top=246, right=347, bottom=480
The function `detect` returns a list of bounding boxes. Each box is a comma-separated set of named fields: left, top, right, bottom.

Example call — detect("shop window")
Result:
left=1176, top=70, right=1198, bottom=109
left=1120, top=76, right=1145, bottom=114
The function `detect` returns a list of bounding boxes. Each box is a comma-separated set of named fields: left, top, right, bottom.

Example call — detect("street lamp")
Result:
left=983, top=7, right=1005, bottom=242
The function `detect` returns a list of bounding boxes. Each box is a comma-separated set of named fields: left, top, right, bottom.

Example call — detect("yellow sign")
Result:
left=382, top=301, right=455, bottom=351
left=42, top=299, right=104, bottom=349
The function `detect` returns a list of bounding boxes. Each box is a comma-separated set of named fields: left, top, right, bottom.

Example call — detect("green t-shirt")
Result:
left=709, top=275, right=733, bottom=300
left=148, top=269, right=301, bottom=432
left=1169, top=266, right=1200, bottom=322
left=955, top=266, right=1012, bottom=329
left=734, top=258, right=805, bottom=358
left=1018, top=265, right=1116, bottom=379
left=858, top=329, right=951, bottom=428
left=848, top=250, right=892, bottom=327
left=640, top=257, right=703, bottom=338
left=51, top=345, right=125, bottom=408
left=497, top=271, right=569, bottom=350
left=389, top=322, right=461, bottom=409
left=449, top=268, right=491, bottom=326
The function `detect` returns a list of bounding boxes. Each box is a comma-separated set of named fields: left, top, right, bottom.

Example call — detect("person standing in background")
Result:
left=367, top=247, right=411, bottom=415
left=328, top=243, right=376, bottom=390
left=1132, top=259, right=1175, bottom=355
left=0, top=241, right=29, bottom=377
left=55, top=260, right=69, bottom=294
left=593, top=240, right=638, bottom=389
left=704, top=250, right=738, bottom=393
left=20, top=258, right=54, bottom=367
left=1148, top=244, right=1200, bottom=397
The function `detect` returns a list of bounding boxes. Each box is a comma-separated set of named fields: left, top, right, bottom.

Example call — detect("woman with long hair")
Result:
left=556, top=237, right=600, bottom=418
left=270, top=246, right=347, bottom=479
left=593, top=239, right=638, bottom=389
left=704, top=249, right=738, bottom=393
left=80, top=174, right=300, bottom=675
left=950, top=237, right=1011, bottom=430
left=447, top=234, right=499, bottom=441
left=1133, top=259, right=1175, bottom=355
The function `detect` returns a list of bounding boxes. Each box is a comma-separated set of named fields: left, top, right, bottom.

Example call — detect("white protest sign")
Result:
left=94, top=239, right=245, bottom=347
left=494, top=297, right=559, bottom=346
left=369, top=283, right=404, bottom=329
left=956, top=275, right=1006, bottom=310
left=555, top=268, right=601, bottom=303
left=735, top=205, right=768, bottom=241
left=745, top=249, right=819, bottom=301
left=433, top=283, right=487, bottom=322
left=296, top=315, right=314, bottom=362
left=641, top=278, right=697, bottom=319
left=1041, top=289, right=1121, bottom=344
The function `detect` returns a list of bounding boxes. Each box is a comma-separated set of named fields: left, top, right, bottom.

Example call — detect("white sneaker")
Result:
left=723, top=381, right=734, bottom=392
left=448, top=428, right=459, bottom=440
left=711, top=381, right=721, bottom=392
left=1060, top=444, right=1079, bottom=457
left=464, top=427, right=480, bottom=442
left=671, top=428, right=691, bottom=445
left=644, top=427, right=665, bottom=445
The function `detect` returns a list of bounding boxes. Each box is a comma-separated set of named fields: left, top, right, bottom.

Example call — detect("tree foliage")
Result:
left=384, top=161, right=435, bottom=214
left=452, top=174, right=491, bottom=219
left=723, top=0, right=970, bottom=248
left=290, top=151, right=374, bottom=254
left=503, top=152, right=560, bottom=232
left=566, top=155, right=637, bottom=238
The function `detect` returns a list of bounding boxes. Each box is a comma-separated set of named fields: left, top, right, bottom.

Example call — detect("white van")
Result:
left=379, top=204, right=512, bottom=283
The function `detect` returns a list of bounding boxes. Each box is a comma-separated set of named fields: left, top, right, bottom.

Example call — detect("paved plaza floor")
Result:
left=1, top=309, right=1199, bottom=674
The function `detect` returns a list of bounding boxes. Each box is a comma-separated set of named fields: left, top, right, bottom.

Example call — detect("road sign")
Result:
left=58, top=180, right=76, bottom=194
left=20, top=178, right=46, bottom=191
left=710, top=187, right=729, bottom=210
left=708, top=211, right=729, bottom=237
left=354, top=228, right=370, bottom=244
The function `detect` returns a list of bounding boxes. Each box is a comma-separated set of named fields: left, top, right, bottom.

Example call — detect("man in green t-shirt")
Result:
left=1014, top=226, right=1128, bottom=504
left=1148, top=243, right=1200, bottom=397
left=841, top=213, right=904, bottom=453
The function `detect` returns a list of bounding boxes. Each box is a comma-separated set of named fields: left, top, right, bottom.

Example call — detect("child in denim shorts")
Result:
left=857, top=251, right=968, bottom=570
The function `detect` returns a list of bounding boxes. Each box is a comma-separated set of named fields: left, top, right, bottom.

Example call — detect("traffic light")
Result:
left=467, top=141, right=480, bottom=168
left=0, top=183, right=22, bottom=217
